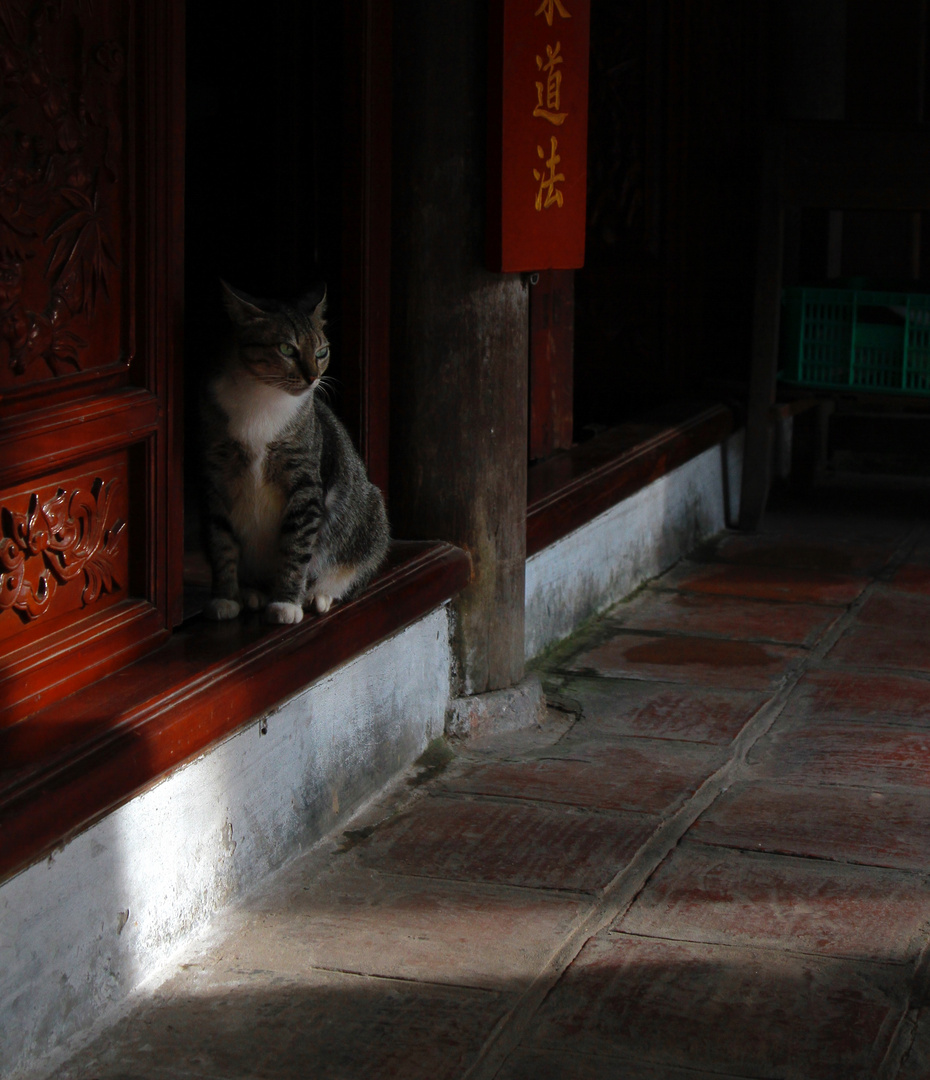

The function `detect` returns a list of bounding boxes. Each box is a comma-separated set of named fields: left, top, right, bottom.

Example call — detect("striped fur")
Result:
left=200, top=283, right=389, bottom=625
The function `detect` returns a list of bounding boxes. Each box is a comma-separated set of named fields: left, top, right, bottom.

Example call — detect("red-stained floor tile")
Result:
left=747, top=721, right=930, bottom=791
left=854, top=588, right=930, bottom=629
left=784, top=669, right=930, bottom=729
left=689, top=780, right=930, bottom=870
left=617, top=842, right=929, bottom=963
left=610, top=589, right=840, bottom=646
left=525, top=934, right=901, bottom=1080
left=828, top=622, right=930, bottom=674
left=356, top=795, right=658, bottom=893
left=442, top=738, right=727, bottom=815
left=890, top=563, right=930, bottom=596
left=659, top=561, right=869, bottom=606
left=558, top=677, right=766, bottom=745
left=828, top=587, right=930, bottom=673
left=571, top=632, right=804, bottom=690
left=711, top=533, right=895, bottom=576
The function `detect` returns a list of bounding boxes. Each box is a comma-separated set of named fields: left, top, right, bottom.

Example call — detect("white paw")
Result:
left=204, top=597, right=241, bottom=621
left=313, top=594, right=333, bottom=614
left=264, top=601, right=304, bottom=625
left=241, top=587, right=268, bottom=611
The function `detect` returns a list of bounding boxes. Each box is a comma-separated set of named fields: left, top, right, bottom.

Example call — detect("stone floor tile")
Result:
left=891, top=563, right=930, bottom=596
left=608, top=589, right=840, bottom=646
left=355, top=795, right=658, bottom=892
left=496, top=1048, right=753, bottom=1080
left=658, top=560, right=869, bottom=605
left=570, top=632, right=804, bottom=690
left=54, top=969, right=507, bottom=1080
left=617, top=842, right=930, bottom=963
left=555, top=677, right=766, bottom=745
left=747, top=721, right=930, bottom=791
left=689, top=780, right=930, bottom=870
left=783, top=669, right=930, bottom=729
left=461, top=705, right=576, bottom=757
left=442, top=738, right=727, bottom=815
left=218, top=865, right=587, bottom=991
left=524, top=934, right=902, bottom=1080
left=855, top=588, right=930, bottom=629
left=828, top=622, right=930, bottom=675
left=55, top=1068, right=210, bottom=1080
left=708, top=533, right=896, bottom=576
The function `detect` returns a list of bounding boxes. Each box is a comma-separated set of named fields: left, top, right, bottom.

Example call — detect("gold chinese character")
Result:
left=534, top=41, right=567, bottom=125
left=534, top=136, right=565, bottom=210
left=534, top=0, right=571, bottom=26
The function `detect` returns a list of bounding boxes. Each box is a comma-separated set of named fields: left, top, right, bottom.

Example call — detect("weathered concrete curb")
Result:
left=445, top=673, right=547, bottom=742
left=524, top=432, right=744, bottom=660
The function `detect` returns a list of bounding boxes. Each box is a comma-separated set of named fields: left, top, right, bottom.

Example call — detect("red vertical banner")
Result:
left=488, top=0, right=591, bottom=271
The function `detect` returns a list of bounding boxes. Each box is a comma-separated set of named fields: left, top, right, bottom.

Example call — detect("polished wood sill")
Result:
left=526, top=403, right=736, bottom=557
left=0, top=540, right=471, bottom=885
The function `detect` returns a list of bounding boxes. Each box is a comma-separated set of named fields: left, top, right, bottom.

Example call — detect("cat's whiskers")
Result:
left=315, top=375, right=337, bottom=404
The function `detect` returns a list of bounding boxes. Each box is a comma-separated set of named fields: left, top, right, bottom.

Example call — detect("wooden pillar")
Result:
left=390, top=0, right=529, bottom=695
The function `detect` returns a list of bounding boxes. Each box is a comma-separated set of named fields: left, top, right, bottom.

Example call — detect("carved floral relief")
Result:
left=0, top=0, right=127, bottom=388
left=0, top=477, right=125, bottom=621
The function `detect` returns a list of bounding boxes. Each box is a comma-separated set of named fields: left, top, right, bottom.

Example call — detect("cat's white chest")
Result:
left=213, top=373, right=307, bottom=584
left=229, top=452, right=283, bottom=583
left=214, top=372, right=305, bottom=452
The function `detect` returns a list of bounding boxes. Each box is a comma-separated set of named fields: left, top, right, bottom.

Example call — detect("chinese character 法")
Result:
left=534, top=136, right=565, bottom=210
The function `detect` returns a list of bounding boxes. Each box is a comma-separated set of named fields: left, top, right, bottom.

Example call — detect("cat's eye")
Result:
left=315, top=346, right=330, bottom=360
left=279, top=343, right=297, bottom=358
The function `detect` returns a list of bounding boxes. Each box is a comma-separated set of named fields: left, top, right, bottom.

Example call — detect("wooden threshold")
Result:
left=527, top=403, right=736, bottom=557
left=0, top=540, right=471, bottom=885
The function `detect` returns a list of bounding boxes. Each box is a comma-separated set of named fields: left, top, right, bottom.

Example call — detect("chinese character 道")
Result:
left=534, top=41, right=567, bottom=125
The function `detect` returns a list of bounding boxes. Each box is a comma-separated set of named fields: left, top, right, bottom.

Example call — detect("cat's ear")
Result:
left=297, top=285, right=327, bottom=331
left=221, top=281, right=267, bottom=325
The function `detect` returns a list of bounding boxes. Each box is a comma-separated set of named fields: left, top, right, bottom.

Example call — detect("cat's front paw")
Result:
left=204, top=597, right=241, bottom=621
left=264, top=601, right=304, bottom=625
left=313, top=594, right=334, bottom=614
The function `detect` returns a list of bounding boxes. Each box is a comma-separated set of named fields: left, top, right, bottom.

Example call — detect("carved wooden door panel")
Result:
left=0, top=1, right=183, bottom=723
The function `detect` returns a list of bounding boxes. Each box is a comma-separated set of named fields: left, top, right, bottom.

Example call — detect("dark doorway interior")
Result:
left=183, top=1, right=345, bottom=554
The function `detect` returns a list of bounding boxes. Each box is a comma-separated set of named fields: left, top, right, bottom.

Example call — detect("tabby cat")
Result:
left=200, top=281, right=389, bottom=625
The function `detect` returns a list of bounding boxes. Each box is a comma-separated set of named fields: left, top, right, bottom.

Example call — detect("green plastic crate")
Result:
left=781, top=285, right=930, bottom=395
